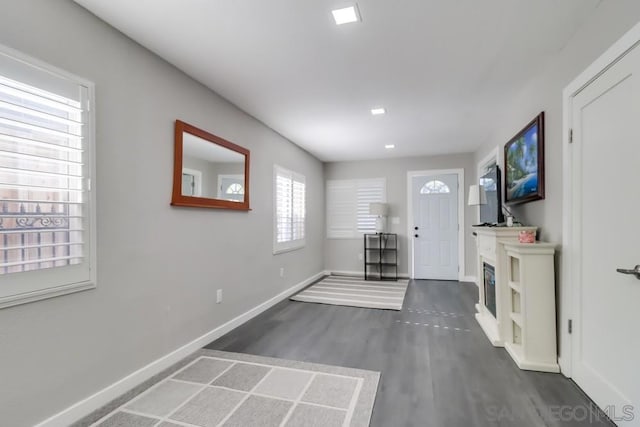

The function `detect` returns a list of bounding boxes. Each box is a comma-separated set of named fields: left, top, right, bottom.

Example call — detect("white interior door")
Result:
left=571, top=43, right=640, bottom=426
left=412, top=173, right=458, bottom=280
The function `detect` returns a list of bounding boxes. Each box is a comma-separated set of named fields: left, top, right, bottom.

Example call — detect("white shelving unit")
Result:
left=503, top=242, right=559, bottom=373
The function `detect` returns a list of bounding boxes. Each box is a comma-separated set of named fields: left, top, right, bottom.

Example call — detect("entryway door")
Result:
left=570, top=40, right=640, bottom=425
left=218, top=175, right=244, bottom=201
left=411, top=173, right=458, bottom=280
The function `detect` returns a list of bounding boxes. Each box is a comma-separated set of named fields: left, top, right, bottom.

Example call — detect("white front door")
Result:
left=570, top=42, right=640, bottom=425
left=412, top=173, right=458, bottom=280
left=218, top=175, right=244, bottom=201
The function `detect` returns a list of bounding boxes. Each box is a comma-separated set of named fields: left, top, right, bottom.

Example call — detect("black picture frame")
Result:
left=504, top=112, right=545, bottom=205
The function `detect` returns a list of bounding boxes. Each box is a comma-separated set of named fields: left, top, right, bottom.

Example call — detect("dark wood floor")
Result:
left=206, top=279, right=612, bottom=427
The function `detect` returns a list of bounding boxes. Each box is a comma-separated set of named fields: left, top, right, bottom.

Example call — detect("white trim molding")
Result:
left=476, top=147, right=500, bottom=224
left=406, top=168, right=465, bottom=281
left=561, top=21, right=640, bottom=378
left=34, top=271, right=325, bottom=427
left=477, top=146, right=500, bottom=177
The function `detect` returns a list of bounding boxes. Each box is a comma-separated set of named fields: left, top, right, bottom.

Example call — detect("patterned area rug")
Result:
left=76, top=349, right=379, bottom=427
left=290, top=276, right=409, bottom=311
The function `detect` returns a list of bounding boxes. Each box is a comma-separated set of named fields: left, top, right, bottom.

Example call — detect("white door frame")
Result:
left=561, top=22, right=640, bottom=377
left=476, top=147, right=501, bottom=223
left=407, top=168, right=465, bottom=280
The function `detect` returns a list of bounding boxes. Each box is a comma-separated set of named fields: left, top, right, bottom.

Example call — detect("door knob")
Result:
left=616, top=265, right=640, bottom=279
left=414, top=226, right=419, bottom=230
left=414, top=234, right=419, bottom=238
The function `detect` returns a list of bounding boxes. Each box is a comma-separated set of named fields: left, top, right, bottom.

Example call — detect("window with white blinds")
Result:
left=0, top=46, right=95, bottom=308
left=326, top=178, right=386, bottom=238
left=273, top=165, right=305, bottom=253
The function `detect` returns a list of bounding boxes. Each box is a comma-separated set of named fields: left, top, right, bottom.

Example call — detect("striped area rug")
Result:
left=290, top=275, right=409, bottom=310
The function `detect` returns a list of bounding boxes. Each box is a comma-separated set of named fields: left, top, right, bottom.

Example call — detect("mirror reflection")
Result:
left=181, top=132, right=245, bottom=202
left=172, top=120, right=250, bottom=210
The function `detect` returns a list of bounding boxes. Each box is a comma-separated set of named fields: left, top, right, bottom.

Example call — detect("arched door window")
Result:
left=226, top=183, right=244, bottom=195
left=420, top=180, right=451, bottom=194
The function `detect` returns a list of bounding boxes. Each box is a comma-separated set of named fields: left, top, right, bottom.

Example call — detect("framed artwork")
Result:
left=504, top=112, right=545, bottom=205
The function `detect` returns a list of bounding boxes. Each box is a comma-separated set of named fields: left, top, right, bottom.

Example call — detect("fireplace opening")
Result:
left=483, top=262, right=497, bottom=318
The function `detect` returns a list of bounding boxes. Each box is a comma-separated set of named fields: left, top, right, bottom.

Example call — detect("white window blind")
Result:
left=326, top=180, right=357, bottom=238
left=0, top=46, right=95, bottom=308
left=274, top=165, right=305, bottom=253
left=326, top=178, right=386, bottom=238
left=356, top=178, right=386, bottom=233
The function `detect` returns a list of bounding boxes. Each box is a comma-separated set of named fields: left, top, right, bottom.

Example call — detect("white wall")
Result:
left=0, top=1, right=324, bottom=426
left=473, top=1, right=640, bottom=367
left=324, top=153, right=477, bottom=279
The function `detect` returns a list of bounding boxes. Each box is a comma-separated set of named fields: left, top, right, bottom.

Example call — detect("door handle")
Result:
left=414, top=234, right=419, bottom=238
left=616, top=265, right=640, bottom=279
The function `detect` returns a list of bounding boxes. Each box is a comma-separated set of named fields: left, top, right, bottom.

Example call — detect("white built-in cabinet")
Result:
left=472, top=226, right=559, bottom=372
left=503, top=242, right=559, bottom=372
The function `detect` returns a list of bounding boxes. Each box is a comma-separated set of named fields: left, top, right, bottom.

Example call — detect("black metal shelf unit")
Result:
left=364, top=233, right=398, bottom=281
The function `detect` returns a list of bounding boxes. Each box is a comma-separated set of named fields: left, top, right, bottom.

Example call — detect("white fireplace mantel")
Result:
left=472, top=226, right=537, bottom=346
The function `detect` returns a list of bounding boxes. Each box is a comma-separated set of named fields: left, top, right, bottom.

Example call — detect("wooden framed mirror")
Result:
left=171, top=120, right=250, bottom=210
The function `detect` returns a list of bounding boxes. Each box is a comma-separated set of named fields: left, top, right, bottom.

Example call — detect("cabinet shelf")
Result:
left=503, top=242, right=559, bottom=373
left=508, top=281, right=521, bottom=293
left=510, top=312, right=523, bottom=327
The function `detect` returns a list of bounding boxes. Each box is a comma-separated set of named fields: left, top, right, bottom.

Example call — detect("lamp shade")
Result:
left=369, top=202, right=389, bottom=216
left=468, top=185, right=487, bottom=206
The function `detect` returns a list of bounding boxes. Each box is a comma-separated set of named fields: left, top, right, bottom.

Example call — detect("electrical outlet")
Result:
left=358, top=253, right=363, bottom=261
left=216, top=289, right=222, bottom=304
left=280, top=267, right=285, bottom=277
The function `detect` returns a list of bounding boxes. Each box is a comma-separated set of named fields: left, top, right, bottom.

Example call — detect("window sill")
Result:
left=273, top=243, right=305, bottom=255
left=0, top=281, right=96, bottom=310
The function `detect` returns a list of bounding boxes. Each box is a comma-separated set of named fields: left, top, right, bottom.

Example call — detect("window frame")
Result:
left=182, top=167, right=202, bottom=197
left=0, top=44, right=97, bottom=309
left=273, top=165, right=306, bottom=254
left=326, top=178, right=387, bottom=238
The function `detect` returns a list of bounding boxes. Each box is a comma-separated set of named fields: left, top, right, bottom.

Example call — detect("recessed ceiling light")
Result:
left=332, top=5, right=360, bottom=25
left=385, top=144, right=395, bottom=149
left=371, top=107, right=386, bottom=115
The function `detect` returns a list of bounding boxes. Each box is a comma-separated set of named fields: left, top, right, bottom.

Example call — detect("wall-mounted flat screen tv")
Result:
left=504, top=112, right=545, bottom=205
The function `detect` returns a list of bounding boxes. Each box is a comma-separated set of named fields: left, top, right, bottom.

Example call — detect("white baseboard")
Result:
left=558, top=355, right=571, bottom=378
left=325, top=270, right=410, bottom=279
left=326, top=270, right=473, bottom=283
left=324, top=269, right=362, bottom=277
left=35, top=271, right=325, bottom=427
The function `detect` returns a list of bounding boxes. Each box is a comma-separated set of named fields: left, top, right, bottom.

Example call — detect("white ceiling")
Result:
left=74, top=0, right=599, bottom=162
